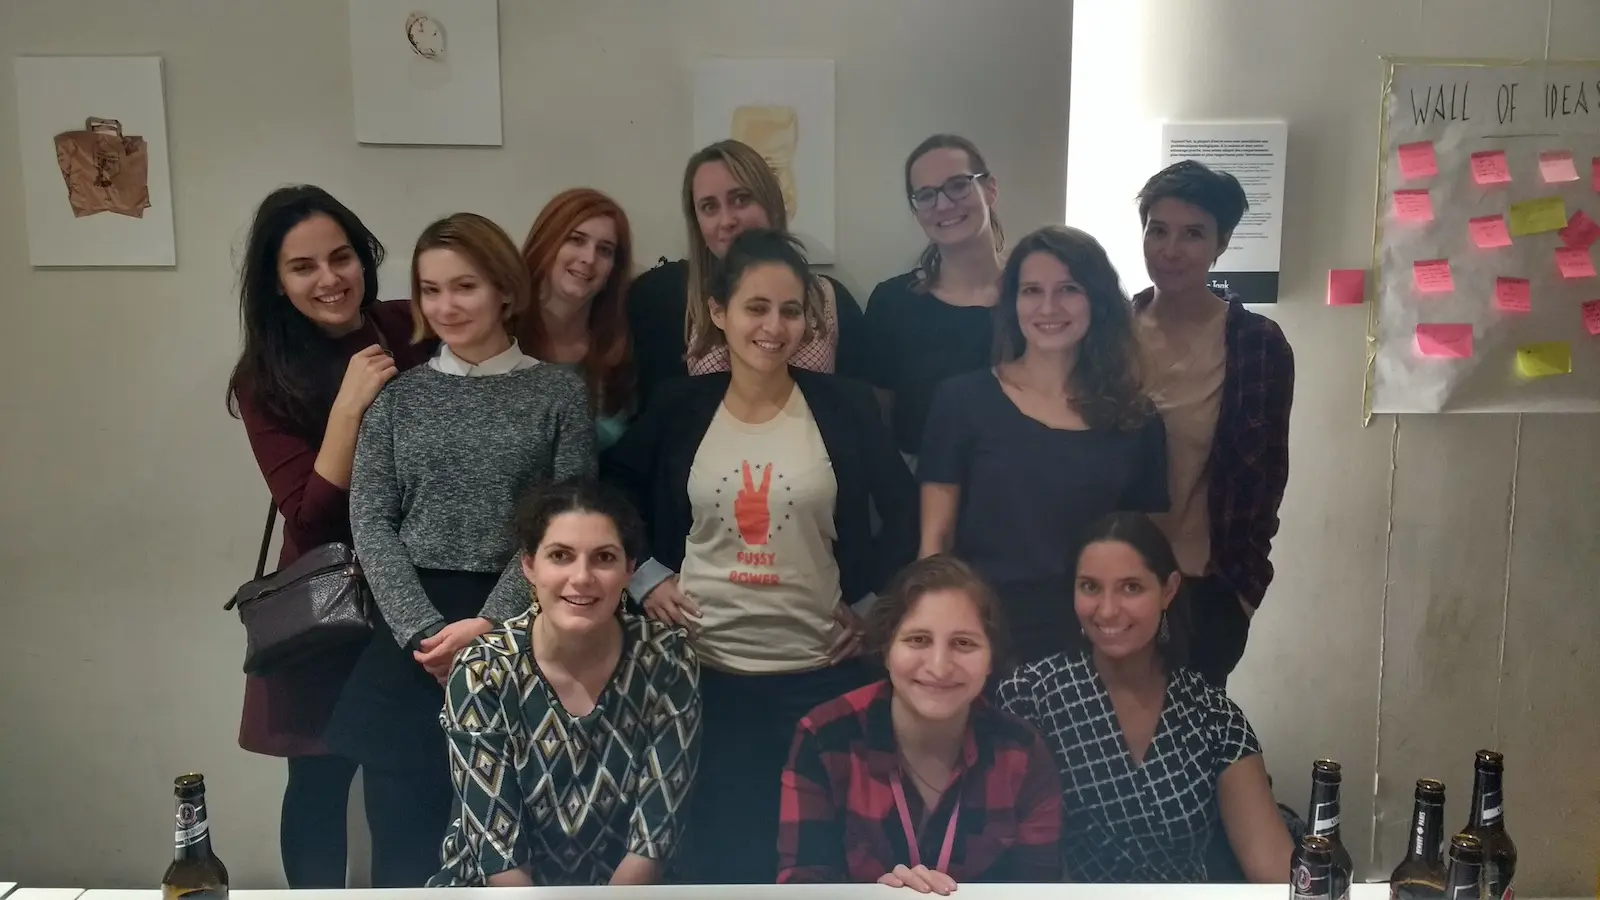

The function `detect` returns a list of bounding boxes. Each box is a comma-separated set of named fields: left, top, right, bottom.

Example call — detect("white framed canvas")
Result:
left=348, top=0, right=503, bottom=146
left=13, top=55, right=176, bottom=267
left=693, top=58, right=836, bottom=264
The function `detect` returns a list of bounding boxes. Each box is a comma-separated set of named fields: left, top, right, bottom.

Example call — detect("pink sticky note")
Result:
left=1412, top=258, right=1454, bottom=293
left=1398, top=141, right=1439, bottom=180
left=1493, top=277, right=1531, bottom=313
left=1556, top=246, right=1596, bottom=279
left=1393, top=189, right=1434, bottom=222
left=1326, top=269, right=1365, bottom=306
left=1470, top=150, right=1512, bottom=185
left=1592, top=157, right=1600, bottom=192
left=1416, top=324, right=1474, bottom=358
left=1469, top=214, right=1513, bottom=249
left=1561, top=210, right=1600, bottom=250
left=1540, top=150, right=1580, bottom=183
left=1582, top=300, right=1600, bottom=336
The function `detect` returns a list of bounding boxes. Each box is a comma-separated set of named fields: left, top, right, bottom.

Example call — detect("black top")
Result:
left=918, top=369, right=1169, bottom=588
left=600, top=368, right=917, bottom=607
left=625, top=259, right=870, bottom=415
left=862, top=272, right=996, bottom=455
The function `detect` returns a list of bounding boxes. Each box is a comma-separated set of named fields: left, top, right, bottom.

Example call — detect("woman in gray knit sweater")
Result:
left=324, top=213, right=596, bottom=886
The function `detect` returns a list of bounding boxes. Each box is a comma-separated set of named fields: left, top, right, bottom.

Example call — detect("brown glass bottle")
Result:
left=161, top=774, right=229, bottom=900
left=1390, top=779, right=1448, bottom=900
left=1306, top=760, right=1354, bottom=900
left=1460, top=750, right=1517, bottom=900
left=1442, top=833, right=1485, bottom=900
left=1292, top=834, right=1337, bottom=900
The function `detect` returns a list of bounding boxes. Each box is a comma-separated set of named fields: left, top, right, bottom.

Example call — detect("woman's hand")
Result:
left=331, top=344, right=398, bottom=420
left=642, top=576, right=701, bottom=630
left=828, top=602, right=865, bottom=662
left=878, top=864, right=957, bottom=895
left=414, top=617, right=493, bottom=683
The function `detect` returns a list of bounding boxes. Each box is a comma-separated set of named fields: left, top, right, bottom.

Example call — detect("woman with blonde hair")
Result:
left=627, top=139, right=867, bottom=413
left=516, top=188, right=637, bottom=450
left=324, top=212, right=596, bottom=885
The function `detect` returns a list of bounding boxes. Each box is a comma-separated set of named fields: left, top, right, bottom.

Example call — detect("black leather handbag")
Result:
left=224, top=503, right=376, bottom=675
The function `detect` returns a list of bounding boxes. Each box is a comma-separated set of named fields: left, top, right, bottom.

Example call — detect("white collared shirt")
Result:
left=428, top=339, right=541, bottom=377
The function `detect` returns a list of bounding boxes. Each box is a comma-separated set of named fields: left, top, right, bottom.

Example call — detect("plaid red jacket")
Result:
left=1133, top=289, right=1295, bottom=609
left=777, top=680, right=1062, bottom=885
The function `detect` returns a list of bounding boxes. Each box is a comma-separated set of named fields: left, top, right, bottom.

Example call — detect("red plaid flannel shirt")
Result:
left=1209, top=299, right=1294, bottom=609
left=777, top=680, right=1062, bottom=885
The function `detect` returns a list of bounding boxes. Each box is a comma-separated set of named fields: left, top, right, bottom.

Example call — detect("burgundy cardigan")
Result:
left=1133, top=288, right=1295, bottom=610
left=233, top=300, right=435, bottom=757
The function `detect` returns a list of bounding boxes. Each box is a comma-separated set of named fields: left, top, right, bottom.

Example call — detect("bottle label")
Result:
left=174, top=801, right=208, bottom=847
left=1311, top=799, right=1340, bottom=833
left=1479, top=788, right=1502, bottom=825
left=1292, top=862, right=1330, bottom=899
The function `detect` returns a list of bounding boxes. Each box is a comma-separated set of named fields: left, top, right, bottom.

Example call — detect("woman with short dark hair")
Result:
left=996, top=512, right=1293, bottom=884
left=1130, top=160, right=1295, bottom=688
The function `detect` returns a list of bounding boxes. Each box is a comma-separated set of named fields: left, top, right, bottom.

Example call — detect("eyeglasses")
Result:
left=908, top=173, right=988, bottom=211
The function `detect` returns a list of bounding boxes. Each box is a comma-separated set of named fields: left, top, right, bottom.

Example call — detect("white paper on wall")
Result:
left=13, top=56, right=176, bottom=267
left=693, top=59, right=836, bottom=264
left=348, top=0, right=502, bottom=146
left=1367, top=59, right=1600, bottom=415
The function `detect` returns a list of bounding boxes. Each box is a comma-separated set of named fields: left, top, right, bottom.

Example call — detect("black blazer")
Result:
left=600, top=368, right=917, bottom=606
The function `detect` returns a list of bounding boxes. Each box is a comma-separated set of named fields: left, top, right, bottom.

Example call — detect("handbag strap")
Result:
left=255, top=501, right=278, bottom=580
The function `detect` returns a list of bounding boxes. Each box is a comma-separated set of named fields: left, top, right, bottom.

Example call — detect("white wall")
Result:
left=1069, top=0, right=1600, bottom=894
left=0, top=0, right=1072, bottom=888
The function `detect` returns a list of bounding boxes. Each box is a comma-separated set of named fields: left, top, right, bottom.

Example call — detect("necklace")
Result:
left=898, top=752, right=951, bottom=796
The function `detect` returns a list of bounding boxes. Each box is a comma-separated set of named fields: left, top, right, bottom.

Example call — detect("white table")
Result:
left=81, top=885, right=1399, bottom=900
left=0, top=884, right=17, bottom=899
left=9, top=891, right=85, bottom=900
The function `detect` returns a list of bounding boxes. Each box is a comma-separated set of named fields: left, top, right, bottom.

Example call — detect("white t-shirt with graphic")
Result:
left=679, top=387, right=840, bottom=674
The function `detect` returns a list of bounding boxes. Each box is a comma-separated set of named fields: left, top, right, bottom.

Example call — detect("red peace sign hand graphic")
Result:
left=734, top=461, right=773, bottom=545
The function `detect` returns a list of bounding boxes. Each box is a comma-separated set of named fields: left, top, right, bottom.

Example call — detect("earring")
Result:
left=1157, top=610, right=1170, bottom=645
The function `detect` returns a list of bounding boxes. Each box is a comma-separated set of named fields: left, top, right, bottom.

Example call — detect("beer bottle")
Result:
left=1292, top=834, right=1336, bottom=900
left=1461, top=750, right=1517, bottom=900
left=1306, top=760, right=1354, bottom=900
left=1442, top=833, right=1485, bottom=900
left=1389, top=778, right=1448, bottom=899
left=161, top=774, right=229, bottom=900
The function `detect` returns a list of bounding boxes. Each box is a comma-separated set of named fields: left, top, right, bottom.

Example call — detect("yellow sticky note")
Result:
left=1515, top=341, right=1572, bottom=378
left=1508, top=197, right=1568, bottom=237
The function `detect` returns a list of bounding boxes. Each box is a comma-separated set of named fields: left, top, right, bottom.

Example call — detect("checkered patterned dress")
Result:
left=995, top=651, right=1260, bottom=883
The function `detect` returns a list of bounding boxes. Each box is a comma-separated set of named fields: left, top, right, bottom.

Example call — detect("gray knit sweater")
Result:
left=350, top=363, right=596, bottom=647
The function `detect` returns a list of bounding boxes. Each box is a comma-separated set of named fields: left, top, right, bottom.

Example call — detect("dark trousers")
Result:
left=323, top=568, right=497, bottom=886
left=683, top=659, right=873, bottom=884
left=282, top=754, right=357, bottom=888
left=1185, top=573, right=1252, bottom=689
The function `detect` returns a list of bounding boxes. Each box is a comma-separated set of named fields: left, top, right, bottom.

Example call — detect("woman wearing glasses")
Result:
left=862, top=135, right=1003, bottom=465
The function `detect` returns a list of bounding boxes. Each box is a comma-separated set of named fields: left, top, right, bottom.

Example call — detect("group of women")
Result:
left=225, top=132, right=1296, bottom=890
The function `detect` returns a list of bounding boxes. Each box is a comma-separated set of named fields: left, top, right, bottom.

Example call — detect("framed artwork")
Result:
left=693, top=58, right=837, bottom=264
left=348, top=0, right=503, bottom=146
left=13, top=55, right=176, bottom=267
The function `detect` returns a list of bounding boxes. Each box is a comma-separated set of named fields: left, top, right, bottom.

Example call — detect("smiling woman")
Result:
left=325, top=212, right=597, bottom=886
left=777, top=554, right=1062, bottom=891
left=916, top=225, right=1170, bottom=667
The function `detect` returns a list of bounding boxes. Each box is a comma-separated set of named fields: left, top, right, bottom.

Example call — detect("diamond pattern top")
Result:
left=429, top=609, right=701, bottom=886
left=995, top=650, right=1261, bottom=883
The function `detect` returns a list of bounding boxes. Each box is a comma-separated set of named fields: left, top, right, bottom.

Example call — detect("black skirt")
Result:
left=323, top=568, right=498, bottom=772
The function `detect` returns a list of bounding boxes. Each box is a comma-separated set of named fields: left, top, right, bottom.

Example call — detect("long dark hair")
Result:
left=904, top=134, right=1004, bottom=292
left=1067, top=512, right=1191, bottom=672
left=994, top=225, right=1150, bottom=431
left=703, top=228, right=827, bottom=348
left=225, top=185, right=385, bottom=437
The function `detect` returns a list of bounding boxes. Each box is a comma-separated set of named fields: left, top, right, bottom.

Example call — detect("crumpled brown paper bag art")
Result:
left=54, top=117, right=152, bottom=219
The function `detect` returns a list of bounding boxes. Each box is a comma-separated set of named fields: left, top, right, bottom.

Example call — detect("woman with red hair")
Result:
left=517, top=188, right=637, bottom=449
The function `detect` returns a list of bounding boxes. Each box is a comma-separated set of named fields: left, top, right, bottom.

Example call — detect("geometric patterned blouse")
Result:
left=995, top=650, right=1261, bottom=883
left=428, top=609, right=702, bottom=886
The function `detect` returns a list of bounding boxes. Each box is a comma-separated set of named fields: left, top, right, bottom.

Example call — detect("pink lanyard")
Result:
left=891, top=771, right=961, bottom=873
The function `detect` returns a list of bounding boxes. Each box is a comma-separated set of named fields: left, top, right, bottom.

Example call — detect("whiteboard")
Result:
left=1366, top=59, right=1600, bottom=414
